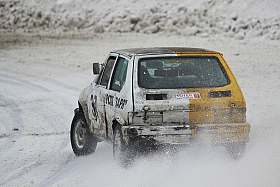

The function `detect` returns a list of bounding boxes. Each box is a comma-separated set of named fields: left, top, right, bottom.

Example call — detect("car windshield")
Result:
left=138, top=56, right=230, bottom=89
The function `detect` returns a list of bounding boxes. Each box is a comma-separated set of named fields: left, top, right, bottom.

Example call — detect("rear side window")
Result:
left=110, top=57, right=128, bottom=91
left=138, top=56, right=230, bottom=89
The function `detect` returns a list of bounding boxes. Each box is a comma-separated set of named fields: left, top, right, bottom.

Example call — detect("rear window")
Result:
left=138, top=56, right=230, bottom=89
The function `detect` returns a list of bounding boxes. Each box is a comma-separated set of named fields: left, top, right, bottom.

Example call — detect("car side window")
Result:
left=110, top=57, right=128, bottom=92
left=100, top=56, right=116, bottom=87
left=95, top=65, right=104, bottom=85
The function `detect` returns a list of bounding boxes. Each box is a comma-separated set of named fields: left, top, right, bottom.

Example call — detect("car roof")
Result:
left=111, top=47, right=221, bottom=57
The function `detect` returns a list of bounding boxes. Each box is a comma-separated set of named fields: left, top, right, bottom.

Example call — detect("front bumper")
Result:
left=122, top=122, right=250, bottom=145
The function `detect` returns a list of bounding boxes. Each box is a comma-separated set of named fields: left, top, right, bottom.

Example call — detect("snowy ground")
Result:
left=0, top=0, right=280, bottom=186
left=0, top=32, right=280, bottom=186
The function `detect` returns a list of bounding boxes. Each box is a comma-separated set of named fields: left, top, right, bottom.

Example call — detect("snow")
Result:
left=1, top=0, right=280, bottom=39
left=0, top=0, right=280, bottom=186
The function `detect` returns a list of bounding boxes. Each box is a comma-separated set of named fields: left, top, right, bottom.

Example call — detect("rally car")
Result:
left=70, top=47, right=250, bottom=166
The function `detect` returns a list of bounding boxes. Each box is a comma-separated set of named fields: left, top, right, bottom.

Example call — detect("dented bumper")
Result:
left=123, top=125, right=192, bottom=144
left=122, top=122, right=250, bottom=145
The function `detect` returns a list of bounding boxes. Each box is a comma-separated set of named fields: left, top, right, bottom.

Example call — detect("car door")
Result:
left=89, top=55, right=117, bottom=138
left=104, top=55, right=130, bottom=141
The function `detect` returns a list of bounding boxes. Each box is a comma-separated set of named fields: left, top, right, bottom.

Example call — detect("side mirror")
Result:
left=93, top=63, right=100, bottom=74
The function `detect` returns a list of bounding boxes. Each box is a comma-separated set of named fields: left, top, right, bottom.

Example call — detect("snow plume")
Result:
left=0, top=0, right=280, bottom=40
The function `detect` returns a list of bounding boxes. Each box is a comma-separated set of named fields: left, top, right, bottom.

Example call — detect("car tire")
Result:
left=226, top=142, right=246, bottom=159
left=113, top=125, right=135, bottom=168
left=70, top=111, right=97, bottom=156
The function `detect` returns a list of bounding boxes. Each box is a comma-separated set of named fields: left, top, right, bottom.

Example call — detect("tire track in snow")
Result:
left=0, top=59, right=90, bottom=186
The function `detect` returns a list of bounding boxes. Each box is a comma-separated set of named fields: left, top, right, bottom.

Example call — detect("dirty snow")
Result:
left=0, top=0, right=280, bottom=186
left=1, top=0, right=280, bottom=39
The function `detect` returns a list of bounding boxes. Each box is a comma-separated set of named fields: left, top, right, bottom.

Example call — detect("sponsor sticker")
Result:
left=176, top=93, right=201, bottom=99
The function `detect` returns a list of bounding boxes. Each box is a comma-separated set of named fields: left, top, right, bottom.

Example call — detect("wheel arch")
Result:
left=77, top=87, right=91, bottom=129
left=77, top=101, right=91, bottom=131
left=112, top=120, right=119, bottom=134
left=112, top=116, right=126, bottom=134
left=112, top=120, right=130, bottom=145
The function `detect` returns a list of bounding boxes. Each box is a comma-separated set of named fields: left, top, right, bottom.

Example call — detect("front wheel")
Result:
left=70, top=111, right=97, bottom=156
left=113, top=125, right=135, bottom=168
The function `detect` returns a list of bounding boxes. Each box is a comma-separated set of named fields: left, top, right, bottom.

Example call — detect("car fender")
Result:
left=78, top=86, right=91, bottom=130
left=115, top=114, right=126, bottom=126
left=114, top=114, right=129, bottom=144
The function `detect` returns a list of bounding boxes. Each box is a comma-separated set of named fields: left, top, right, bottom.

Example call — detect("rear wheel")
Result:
left=70, top=111, right=97, bottom=156
left=226, top=142, right=246, bottom=159
left=113, top=125, right=135, bottom=168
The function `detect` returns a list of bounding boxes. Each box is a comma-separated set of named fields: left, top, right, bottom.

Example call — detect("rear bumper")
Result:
left=123, top=125, right=192, bottom=144
left=192, top=123, right=250, bottom=144
left=122, top=123, right=250, bottom=145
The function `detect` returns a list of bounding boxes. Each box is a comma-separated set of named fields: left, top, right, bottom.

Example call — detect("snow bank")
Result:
left=1, top=0, right=280, bottom=40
